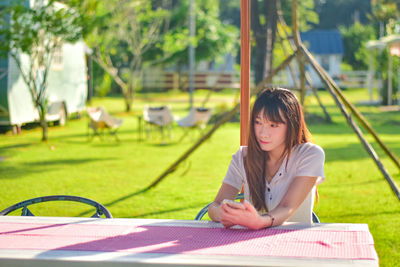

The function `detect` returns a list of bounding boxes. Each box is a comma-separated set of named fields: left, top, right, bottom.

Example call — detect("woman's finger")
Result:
left=243, top=201, right=258, bottom=213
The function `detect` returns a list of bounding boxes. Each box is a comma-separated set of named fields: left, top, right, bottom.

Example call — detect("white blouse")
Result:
left=222, top=142, right=325, bottom=223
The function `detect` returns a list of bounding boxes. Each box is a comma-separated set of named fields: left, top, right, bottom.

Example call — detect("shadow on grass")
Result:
left=308, top=124, right=354, bottom=135
left=0, top=143, right=34, bottom=151
left=320, top=209, right=400, bottom=221
left=1, top=157, right=118, bottom=180
left=324, top=179, right=383, bottom=188
left=75, top=187, right=150, bottom=217
left=57, top=136, right=179, bottom=146
left=50, top=132, right=89, bottom=140
left=47, top=127, right=139, bottom=141
left=23, top=158, right=118, bottom=166
left=308, top=113, right=400, bottom=136
left=324, top=142, right=400, bottom=163
left=148, top=141, right=179, bottom=147
left=77, top=187, right=209, bottom=219
left=49, top=128, right=181, bottom=146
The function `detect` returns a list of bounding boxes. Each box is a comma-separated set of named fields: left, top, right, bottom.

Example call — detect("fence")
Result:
left=141, top=69, right=371, bottom=91
left=340, top=70, right=369, bottom=88
left=142, top=70, right=240, bottom=91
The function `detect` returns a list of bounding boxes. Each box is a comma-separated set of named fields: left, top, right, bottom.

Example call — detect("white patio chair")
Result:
left=143, top=105, right=174, bottom=140
left=176, top=107, right=212, bottom=141
left=87, top=107, right=123, bottom=141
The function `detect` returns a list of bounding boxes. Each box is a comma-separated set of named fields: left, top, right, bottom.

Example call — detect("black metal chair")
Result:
left=195, top=193, right=320, bottom=223
left=0, top=195, right=113, bottom=218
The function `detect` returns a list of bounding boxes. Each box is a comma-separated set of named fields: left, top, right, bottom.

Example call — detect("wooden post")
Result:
left=276, top=28, right=299, bottom=89
left=276, top=8, right=332, bottom=122
left=302, top=46, right=400, bottom=171
left=240, top=0, right=251, bottom=146
left=301, top=45, right=400, bottom=201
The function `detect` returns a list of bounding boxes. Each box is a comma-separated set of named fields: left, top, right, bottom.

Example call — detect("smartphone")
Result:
left=222, top=199, right=245, bottom=209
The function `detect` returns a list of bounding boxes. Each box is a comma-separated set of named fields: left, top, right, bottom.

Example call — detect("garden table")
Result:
left=0, top=216, right=378, bottom=266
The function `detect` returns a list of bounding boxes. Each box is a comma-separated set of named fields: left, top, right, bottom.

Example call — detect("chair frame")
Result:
left=0, top=195, right=113, bottom=218
left=177, top=107, right=212, bottom=141
left=195, top=193, right=320, bottom=223
left=143, top=105, right=174, bottom=141
left=87, top=107, right=122, bottom=141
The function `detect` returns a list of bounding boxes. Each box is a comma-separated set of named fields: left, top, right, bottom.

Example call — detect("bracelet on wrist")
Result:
left=264, top=213, right=275, bottom=228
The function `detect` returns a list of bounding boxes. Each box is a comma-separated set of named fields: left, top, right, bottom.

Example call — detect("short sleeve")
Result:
left=295, top=143, right=325, bottom=184
left=222, top=147, right=246, bottom=190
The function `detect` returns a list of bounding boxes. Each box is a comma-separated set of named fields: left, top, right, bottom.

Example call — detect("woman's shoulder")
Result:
left=232, top=146, right=247, bottom=160
left=239, top=145, right=247, bottom=154
left=232, top=146, right=247, bottom=163
left=233, top=146, right=247, bottom=155
left=294, top=142, right=325, bottom=157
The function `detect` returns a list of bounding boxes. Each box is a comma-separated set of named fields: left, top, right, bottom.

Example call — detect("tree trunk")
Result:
left=251, top=0, right=266, bottom=85
left=264, top=0, right=278, bottom=77
left=125, top=100, right=131, bottom=112
left=124, top=83, right=134, bottom=112
left=125, top=70, right=138, bottom=112
left=177, top=67, right=184, bottom=91
left=41, top=121, right=48, bottom=142
left=292, top=0, right=306, bottom=105
left=251, top=0, right=278, bottom=86
left=379, top=78, right=387, bottom=105
left=38, top=104, right=48, bottom=141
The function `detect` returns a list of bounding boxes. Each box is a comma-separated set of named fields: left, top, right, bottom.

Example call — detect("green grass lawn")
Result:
left=1, top=88, right=399, bottom=266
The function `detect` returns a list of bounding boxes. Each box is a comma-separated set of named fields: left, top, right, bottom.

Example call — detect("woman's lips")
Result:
left=259, top=139, right=271, bottom=145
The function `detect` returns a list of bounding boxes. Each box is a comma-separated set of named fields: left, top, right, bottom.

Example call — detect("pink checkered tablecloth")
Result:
left=0, top=221, right=378, bottom=261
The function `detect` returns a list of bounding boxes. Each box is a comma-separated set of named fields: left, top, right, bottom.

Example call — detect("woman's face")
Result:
left=254, top=109, right=287, bottom=154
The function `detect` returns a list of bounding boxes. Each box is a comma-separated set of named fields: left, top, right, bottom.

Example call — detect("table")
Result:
left=0, top=216, right=378, bottom=267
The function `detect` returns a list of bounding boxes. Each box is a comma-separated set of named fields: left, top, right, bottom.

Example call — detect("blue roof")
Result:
left=300, top=30, right=344, bottom=55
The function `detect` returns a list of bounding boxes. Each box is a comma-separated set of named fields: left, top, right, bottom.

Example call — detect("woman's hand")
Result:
left=220, top=201, right=267, bottom=230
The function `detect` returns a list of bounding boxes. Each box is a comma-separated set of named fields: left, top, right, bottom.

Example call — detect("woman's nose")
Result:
left=260, top=125, right=270, bottom=137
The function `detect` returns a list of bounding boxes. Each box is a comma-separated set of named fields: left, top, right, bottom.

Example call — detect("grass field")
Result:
left=1, top=88, right=399, bottom=266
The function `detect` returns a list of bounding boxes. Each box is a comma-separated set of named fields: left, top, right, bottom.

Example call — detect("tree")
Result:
left=154, top=0, right=238, bottom=88
left=250, top=0, right=277, bottom=85
left=371, top=0, right=399, bottom=36
left=370, top=0, right=400, bottom=104
left=250, top=0, right=318, bottom=85
left=83, top=0, right=169, bottom=112
left=313, top=0, right=372, bottom=29
left=0, top=0, right=82, bottom=141
left=340, top=22, right=376, bottom=70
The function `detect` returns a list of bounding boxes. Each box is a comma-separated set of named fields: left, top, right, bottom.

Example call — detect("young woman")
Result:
left=208, top=88, right=325, bottom=230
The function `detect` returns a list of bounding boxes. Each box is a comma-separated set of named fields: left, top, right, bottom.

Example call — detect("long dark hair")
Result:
left=245, top=88, right=312, bottom=211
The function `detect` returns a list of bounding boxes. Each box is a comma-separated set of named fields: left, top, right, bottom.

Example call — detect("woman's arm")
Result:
left=221, top=176, right=318, bottom=230
left=208, top=183, right=240, bottom=223
left=265, top=176, right=318, bottom=226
